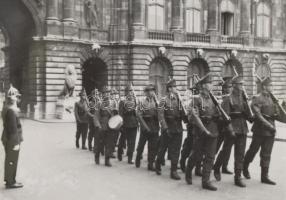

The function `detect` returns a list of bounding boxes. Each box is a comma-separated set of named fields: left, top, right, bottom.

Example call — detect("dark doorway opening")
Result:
left=82, top=58, right=108, bottom=95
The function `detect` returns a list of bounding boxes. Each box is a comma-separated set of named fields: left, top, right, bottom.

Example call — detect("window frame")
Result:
left=184, top=0, right=202, bottom=33
left=256, top=2, right=271, bottom=38
left=147, top=0, right=166, bottom=31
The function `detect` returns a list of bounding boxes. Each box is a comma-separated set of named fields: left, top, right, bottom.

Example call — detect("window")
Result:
left=220, top=0, right=235, bottom=36
left=185, top=0, right=201, bottom=33
left=149, top=59, right=172, bottom=97
left=148, top=0, right=165, bottom=30
left=0, top=29, right=5, bottom=68
left=257, top=2, right=270, bottom=38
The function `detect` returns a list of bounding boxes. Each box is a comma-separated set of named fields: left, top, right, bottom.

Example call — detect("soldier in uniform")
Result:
left=1, top=85, right=23, bottom=189
left=74, top=90, right=89, bottom=150
left=111, top=88, right=120, bottom=157
left=215, top=76, right=234, bottom=175
left=135, top=84, right=159, bottom=171
left=94, top=86, right=118, bottom=167
left=180, top=85, right=202, bottom=176
left=243, top=77, right=286, bottom=185
left=213, top=76, right=253, bottom=187
left=118, top=84, right=139, bottom=164
left=185, top=73, right=222, bottom=191
left=155, top=79, right=187, bottom=180
left=87, top=89, right=100, bottom=151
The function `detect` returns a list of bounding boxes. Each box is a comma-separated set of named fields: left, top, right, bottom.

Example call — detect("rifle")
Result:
left=209, top=91, right=231, bottom=123
left=269, top=92, right=286, bottom=116
left=242, top=87, right=254, bottom=119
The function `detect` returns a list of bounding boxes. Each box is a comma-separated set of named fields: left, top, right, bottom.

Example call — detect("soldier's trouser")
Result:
left=120, top=127, right=137, bottom=157
left=157, top=131, right=183, bottom=168
left=136, top=131, right=159, bottom=163
left=216, top=131, right=225, bottom=153
left=187, top=134, right=217, bottom=183
left=88, top=122, right=95, bottom=148
left=94, top=129, right=114, bottom=158
left=215, top=134, right=246, bottom=170
left=244, top=135, right=275, bottom=168
left=181, top=133, right=193, bottom=161
left=76, top=122, right=88, bottom=146
left=113, top=130, right=120, bottom=151
left=4, top=143, right=20, bottom=184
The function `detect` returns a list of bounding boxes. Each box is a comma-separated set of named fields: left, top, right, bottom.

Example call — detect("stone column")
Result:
left=63, top=0, right=75, bottom=22
left=62, top=0, right=78, bottom=38
left=46, top=0, right=61, bottom=36
left=171, top=0, right=182, bottom=30
left=132, top=0, right=146, bottom=39
left=240, top=0, right=250, bottom=36
left=46, top=0, right=59, bottom=21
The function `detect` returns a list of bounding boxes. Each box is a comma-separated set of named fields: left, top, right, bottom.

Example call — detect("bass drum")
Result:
left=108, top=115, right=123, bottom=130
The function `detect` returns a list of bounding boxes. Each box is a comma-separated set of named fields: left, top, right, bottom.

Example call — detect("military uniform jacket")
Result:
left=88, top=97, right=101, bottom=128
left=74, top=101, right=89, bottom=123
left=99, top=97, right=118, bottom=131
left=119, top=97, right=138, bottom=128
left=1, top=107, right=23, bottom=147
left=251, top=92, right=279, bottom=137
left=189, top=93, right=220, bottom=137
left=158, top=93, right=186, bottom=133
left=221, top=91, right=249, bottom=135
left=137, top=96, right=159, bottom=132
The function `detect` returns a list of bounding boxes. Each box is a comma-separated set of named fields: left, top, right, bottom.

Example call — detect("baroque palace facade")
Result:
left=0, top=0, right=286, bottom=119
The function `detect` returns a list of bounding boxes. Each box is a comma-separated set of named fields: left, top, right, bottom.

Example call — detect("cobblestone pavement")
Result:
left=0, top=120, right=285, bottom=200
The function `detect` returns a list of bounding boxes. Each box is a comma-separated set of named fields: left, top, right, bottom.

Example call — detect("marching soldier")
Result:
left=87, top=89, right=100, bottom=151
left=74, top=89, right=89, bottom=150
left=180, top=86, right=202, bottom=176
left=118, top=84, right=139, bottom=164
left=185, top=73, right=223, bottom=191
left=1, top=85, right=23, bottom=189
left=215, top=76, right=234, bottom=175
left=155, top=79, right=187, bottom=180
left=94, top=86, right=118, bottom=167
left=243, top=77, right=286, bottom=185
left=135, top=84, right=159, bottom=171
left=213, top=76, right=253, bottom=187
left=111, top=88, right=120, bottom=157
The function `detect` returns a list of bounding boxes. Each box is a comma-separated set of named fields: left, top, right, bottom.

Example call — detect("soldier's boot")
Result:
left=180, top=157, right=186, bottom=173
left=213, top=162, right=221, bottom=181
left=261, top=167, right=276, bottom=185
left=155, top=159, right=162, bottom=175
left=95, top=154, right=100, bottom=165
left=202, top=171, right=217, bottom=191
left=105, top=157, right=112, bottom=167
left=195, top=165, right=203, bottom=177
left=88, top=140, right=93, bottom=151
left=243, top=162, right=251, bottom=179
left=222, top=165, right=233, bottom=175
left=170, top=164, right=181, bottom=180
left=82, top=141, right=87, bottom=150
left=135, top=155, right=141, bottom=168
left=5, top=182, right=23, bottom=189
left=117, top=149, right=123, bottom=161
left=76, top=139, right=79, bottom=149
left=148, top=162, right=155, bottom=171
left=234, top=170, right=246, bottom=188
left=185, top=160, right=193, bottom=185
left=202, top=181, right=217, bottom=191
left=128, top=154, right=134, bottom=164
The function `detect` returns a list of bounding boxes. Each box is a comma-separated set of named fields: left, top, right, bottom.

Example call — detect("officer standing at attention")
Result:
left=74, top=89, right=89, bottom=150
left=213, top=75, right=253, bottom=187
left=185, top=73, right=222, bottom=191
left=243, top=76, right=286, bottom=185
left=155, top=79, right=187, bottom=180
left=135, top=84, right=159, bottom=171
left=118, top=84, right=139, bottom=164
left=94, top=86, right=118, bottom=167
left=1, top=85, right=23, bottom=189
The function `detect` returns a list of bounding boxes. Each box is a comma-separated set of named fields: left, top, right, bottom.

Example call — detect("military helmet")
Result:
left=102, top=86, right=111, bottom=93
left=144, top=83, right=156, bottom=92
left=6, top=84, right=21, bottom=99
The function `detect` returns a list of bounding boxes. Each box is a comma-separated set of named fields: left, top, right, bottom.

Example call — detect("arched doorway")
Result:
left=149, top=57, right=173, bottom=98
left=82, top=58, right=108, bottom=95
left=222, top=59, right=243, bottom=77
left=0, top=0, right=36, bottom=92
left=187, top=58, right=210, bottom=88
